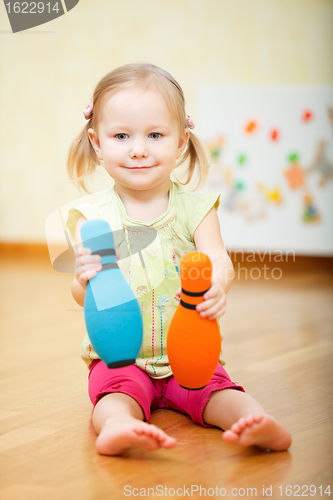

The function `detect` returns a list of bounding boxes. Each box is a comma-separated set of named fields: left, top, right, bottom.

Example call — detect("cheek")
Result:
left=157, top=141, right=179, bottom=159
left=103, top=143, right=124, bottom=158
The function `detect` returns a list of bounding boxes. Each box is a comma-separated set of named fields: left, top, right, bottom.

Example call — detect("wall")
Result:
left=0, top=0, right=332, bottom=245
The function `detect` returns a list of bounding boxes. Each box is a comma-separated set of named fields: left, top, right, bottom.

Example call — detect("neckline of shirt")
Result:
left=112, top=181, right=177, bottom=228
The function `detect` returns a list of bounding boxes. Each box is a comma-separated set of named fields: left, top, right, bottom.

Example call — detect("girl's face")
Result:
left=88, top=88, right=189, bottom=193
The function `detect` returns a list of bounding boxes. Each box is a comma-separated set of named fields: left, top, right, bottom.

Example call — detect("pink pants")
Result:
left=88, top=360, right=244, bottom=428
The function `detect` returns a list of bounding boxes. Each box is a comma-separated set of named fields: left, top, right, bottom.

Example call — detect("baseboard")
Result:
left=0, top=242, right=50, bottom=256
left=0, top=242, right=332, bottom=272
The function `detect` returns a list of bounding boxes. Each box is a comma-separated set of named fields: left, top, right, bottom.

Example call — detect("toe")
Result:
left=143, top=438, right=160, bottom=451
left=223, top=430, right=239, bottom=444
left=253, top=413, right=264, bottom=423
left=230, top=422, right=241, bottom=434
left=163, top=436, right=177, bottom=448
left=146, top=425, right=158, bottom=437
left=235, top=417, right=247, bottom=430
left=245, top=414, right=255, bottom=426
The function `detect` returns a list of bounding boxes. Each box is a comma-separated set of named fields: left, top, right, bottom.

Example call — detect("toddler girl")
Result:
left=66, top=63, right=291, bottom=456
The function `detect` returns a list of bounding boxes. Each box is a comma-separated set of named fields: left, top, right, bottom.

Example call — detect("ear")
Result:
left=88, top=128, right=103, bottom=160
left=177, top=128, right=190, bottom=159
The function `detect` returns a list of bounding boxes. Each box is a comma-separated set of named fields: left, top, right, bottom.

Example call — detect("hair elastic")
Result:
left=186, top=114, right=195, bottom=129
left=84, top=103, right=93, bottom=120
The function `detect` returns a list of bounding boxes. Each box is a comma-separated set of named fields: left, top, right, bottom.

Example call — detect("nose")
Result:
left=129, top=137, right=148, bottom=159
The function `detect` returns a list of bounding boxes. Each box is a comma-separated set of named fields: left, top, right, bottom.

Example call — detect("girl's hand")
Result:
left=74, top=244, right=102, bottom=289
left=195, top=280, right=226, bottom=320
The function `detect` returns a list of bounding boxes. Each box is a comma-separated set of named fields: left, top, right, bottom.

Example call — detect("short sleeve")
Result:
left=186, top=193, right=220, bottom=238
left=66, top=203, right=99, bottom=246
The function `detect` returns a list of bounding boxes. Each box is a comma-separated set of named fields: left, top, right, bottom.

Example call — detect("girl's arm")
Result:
left=192, top=208, right=235, bottom=319
left=71, top=215, right=102, bottom=307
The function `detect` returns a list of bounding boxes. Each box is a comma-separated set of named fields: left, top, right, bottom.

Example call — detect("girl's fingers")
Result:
left=74, top=246, right=100, bottom=264
left=207, top=306, right=226, bottom=320
left=74, top=245, right=91, bottom=257
left=75, top=262, right=102, bottom=277
left=203, top=282, right=219, bottom=300
left=77, top=266, right=102, bottom=286
left=197, top=297, right=216, bottom=312
left=74, top=245, right=90, bottom=270
left=198, top=301, right=221, bottom=318
left=73, top=245, right=103, bottom=285
left=74, top=248, right=102, bottom=281
left=197, top=293, right=226, bottom=312
left=75, top=256, right=101, bottom=271
left=74, top=253, right=101, bottom=273
left=197, top=292, right=227, bottom=317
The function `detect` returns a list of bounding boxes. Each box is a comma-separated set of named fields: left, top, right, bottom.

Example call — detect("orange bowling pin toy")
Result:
left=167, top=251, right=221, bottom=390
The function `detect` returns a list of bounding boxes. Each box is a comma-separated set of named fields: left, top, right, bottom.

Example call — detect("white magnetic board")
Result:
left=197, top=86, right=333, bottom=255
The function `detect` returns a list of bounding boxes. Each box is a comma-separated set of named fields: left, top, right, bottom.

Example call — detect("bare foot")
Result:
left=223, top=413, right=292, bottom=451
left=95, top=415, right=177, bottom=455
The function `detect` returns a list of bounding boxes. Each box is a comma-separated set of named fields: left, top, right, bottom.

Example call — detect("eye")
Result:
left=149, top=132, right=162, bottom=139
left=115, top=133, right=128, bottom=140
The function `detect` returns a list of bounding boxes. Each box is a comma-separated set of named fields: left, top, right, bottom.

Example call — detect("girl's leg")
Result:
left=92, top=392, right=176, bottom=455
left=202, top=389, right=292, bottom=451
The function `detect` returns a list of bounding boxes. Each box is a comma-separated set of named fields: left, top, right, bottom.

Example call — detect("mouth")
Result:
left=129, top=166, right=154, bottom=170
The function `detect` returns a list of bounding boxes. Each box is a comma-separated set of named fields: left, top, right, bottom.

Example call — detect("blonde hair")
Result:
left=67, top=63, right=210, bottom=193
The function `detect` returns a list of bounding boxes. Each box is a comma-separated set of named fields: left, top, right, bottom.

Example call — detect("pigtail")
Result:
left=175, top=131, right=210, bottom=191
left=66, top=121, right=101, bottom=194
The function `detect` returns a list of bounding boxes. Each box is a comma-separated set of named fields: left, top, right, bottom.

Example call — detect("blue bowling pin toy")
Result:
left=80, top=219, right=143, bottom=368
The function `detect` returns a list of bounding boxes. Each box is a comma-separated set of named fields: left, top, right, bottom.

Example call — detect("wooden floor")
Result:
left=1, top=247, right=332, bottom=500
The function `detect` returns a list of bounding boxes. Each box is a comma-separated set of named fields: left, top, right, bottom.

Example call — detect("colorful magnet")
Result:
left=245, top=120, right=258, bottom=134
left=237, top=153, right=247, bottom=165
left=308, top=140, right=333, bottom=186
left=207, top=135, right=225, bottom=160
left=270, top=129, right=279, bottom=141
left=258, top=184, right=283, bottom=204
left=302, top=110, right=313, bottom=122
left=224, top=190, right=238, bottom=211
left=234, top=179, right=245, bottom=191
left=284, top=163, right=306, bottom=189
left=328, top=107, right=333, bottom=126
left=302, top=193, right=320, bottom=223
left=288, top=152, right=299, bottom=163
left=268, top=188, right=282, bottom=204
left=238, top=195, right=267, bottom=222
